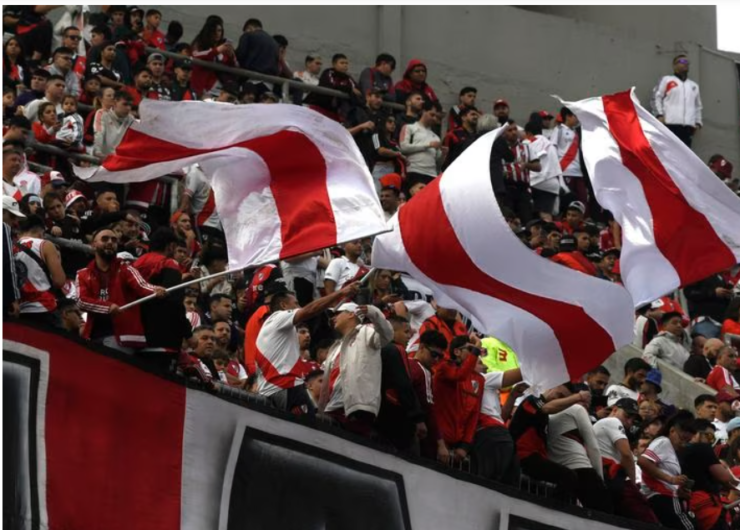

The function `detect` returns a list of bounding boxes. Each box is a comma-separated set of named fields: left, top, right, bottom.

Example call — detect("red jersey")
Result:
left=551, top=251, right=597, bottom=276
left=432, top=354, right=483, bottom=447
left=244, top=305, right=269, bottom=375
left=419, top=315, right=467, bottom=356
left=132, top=252, right=180, bottom=282
left=142, top=27, right=166, bottom=50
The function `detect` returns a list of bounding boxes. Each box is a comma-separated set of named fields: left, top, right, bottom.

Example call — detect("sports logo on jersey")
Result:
left=665, top=80, right=678, bottom=94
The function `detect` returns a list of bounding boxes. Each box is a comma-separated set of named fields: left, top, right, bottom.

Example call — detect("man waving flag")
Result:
left=372, top=126, right=634, bottom=392
left=75, top=100, right=386, bottom=268
left=563, top=88, right=740, bottom=307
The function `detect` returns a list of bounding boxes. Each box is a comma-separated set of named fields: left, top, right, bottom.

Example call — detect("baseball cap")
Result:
left=334, top=302, right=359, bottom=314
left=727, top=417, right=740, bottom=434
left=603, top=248, right=621, bottom=259
left=567, top=200, right=586, bottom=214
left=493, top=98, right=509, bottom=109
left=585, top=251, right=604, bottom=262
left=709, top=156, right=733, bottom=180
left=174, top=58, right=193, bottom=70
left=380, top=173, right=403, bottom=191
left=644, top=369, right=662, bottom=393
left=650, top=299, right=665, bottom=310
left=147, top=52, right=164, bottom=64
left=716, top=391, right=737, bottom=404
left=2, top=196, right=26, bottom=218
left=614, top=398, right=640, bottom=418
left=538, top=110, right=554, bottom=119
left=64, top=190, right=87, bottom=209
left=116, top=251, right=136, bottom=262
left=525, top=218, right=544, bottom=230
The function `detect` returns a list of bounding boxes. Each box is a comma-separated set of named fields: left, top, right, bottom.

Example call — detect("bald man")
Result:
left=684, top=337, right=724, bottom=381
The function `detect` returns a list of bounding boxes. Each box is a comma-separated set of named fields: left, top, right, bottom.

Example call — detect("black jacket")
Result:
left=236, top=30, right=279, bottom=76
left=684, top=274, right=731, bottom=322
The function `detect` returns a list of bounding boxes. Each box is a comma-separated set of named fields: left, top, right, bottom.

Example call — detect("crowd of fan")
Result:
left=4, top=6, right=740, bottom=530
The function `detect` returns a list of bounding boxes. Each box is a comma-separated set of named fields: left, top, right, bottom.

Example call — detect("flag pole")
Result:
left=117, top=229, right=393, bottom=312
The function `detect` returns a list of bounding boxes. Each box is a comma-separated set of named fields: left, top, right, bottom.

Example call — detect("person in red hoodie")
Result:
left=141, top=9, right=165, bottom=50
left=393, top=59, right=438, bottom=106
left=551, top=233, right=598, bottom=276
left=433, top=334, right=485, bottom=464
left=77, top=227, right=166, bottom=352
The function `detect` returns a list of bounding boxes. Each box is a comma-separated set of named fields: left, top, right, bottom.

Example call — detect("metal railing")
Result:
left=145, top=46, right=406, bottom=112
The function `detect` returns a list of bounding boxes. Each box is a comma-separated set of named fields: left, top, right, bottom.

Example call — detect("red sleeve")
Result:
left=32, top=122, right=56, bottom=144
left=435, top=354, right=477, bottom=383
left=76, top=270, right=113, bottom=314
left=122, top=263, right=157, bottom=298
left=462, top=380, right=483, bottom=445
left=192, top=46, right=219, bottom=61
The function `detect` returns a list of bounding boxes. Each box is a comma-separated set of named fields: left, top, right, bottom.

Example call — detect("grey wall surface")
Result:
left=159, top=5, right=739, bottom=167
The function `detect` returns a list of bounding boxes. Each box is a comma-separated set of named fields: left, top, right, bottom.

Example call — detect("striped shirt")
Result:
left=503, top=142, right=530, bottom=184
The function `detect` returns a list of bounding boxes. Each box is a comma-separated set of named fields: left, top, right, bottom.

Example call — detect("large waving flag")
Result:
left=564, top=88, right=740, bottom=307
left=75, top=101, right=386, bottom=268
left=372, top=128, right=634, bottom=392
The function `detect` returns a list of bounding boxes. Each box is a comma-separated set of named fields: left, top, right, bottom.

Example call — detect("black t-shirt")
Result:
left=509, top=395, right=549, bottom=459
left=88, top=62, right=122, bottom=83
left=679, top=443, right=721, bottom=494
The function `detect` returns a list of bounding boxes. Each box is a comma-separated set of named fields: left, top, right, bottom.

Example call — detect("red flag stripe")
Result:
left=602, top=92, right=736, bottom=285
left=6, top=324, right=187, bottom=530
left=398, top=178, right=616, bottom=379
left=102, top=128, right=337, bottom=260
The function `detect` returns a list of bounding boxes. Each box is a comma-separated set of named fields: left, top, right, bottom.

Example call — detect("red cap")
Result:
left=709, top=156, right=733, bottom=179
left=379, top=173, right=403, bottom=191
left=538, top=110, right=554, bottom=119
left=493, top=98, right=509, bottom=109
left=64, top=190, right=87, bottom=209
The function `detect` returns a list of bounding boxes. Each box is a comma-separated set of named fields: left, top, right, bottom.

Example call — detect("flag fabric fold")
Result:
left=74, top=100, right=386, bottom=268
left=372, top=128, right=634, bottom=392
left=564, top=88, right=740, bottom=307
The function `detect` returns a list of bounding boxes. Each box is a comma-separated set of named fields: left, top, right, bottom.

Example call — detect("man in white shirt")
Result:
left=324, top=240, right=366, bottom=294
left=594, top=399, right=659, bottom=524
left=399, top=100, right=444, bottom=185
left=24, top=75, right=65, bottom=122
left=293, top=54, right=322, bottom=87
left=525, top=120, right=563, bottom=215
left=605, top=357, right=651, bottom=406
left=550, top=107, right=586, bottom=206
left=651, top=54, right=702, bottom=148
left=256, top=283, right=360, bottom=415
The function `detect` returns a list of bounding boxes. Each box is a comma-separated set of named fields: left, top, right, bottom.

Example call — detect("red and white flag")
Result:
left=372, top=128, right=634, bottom=391
left=75, top=100, right=386, bottom=268
left=564, top=88, right=740, bottom=307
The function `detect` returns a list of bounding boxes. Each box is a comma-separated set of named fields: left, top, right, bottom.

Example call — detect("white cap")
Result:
left=2, top=195, right=26, bottom=217
left=650, top=299, right=665, bottom=309
left=568, top=200, right=586, bottom=214
left=334, top=302, right=359, bottom=314
left=117, top=251, right=136, bottom=262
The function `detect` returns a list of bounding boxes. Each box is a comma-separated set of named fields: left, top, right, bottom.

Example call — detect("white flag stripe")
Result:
left=565, top=95, right=681, bottom=306
left=439, top=130, right=634, bottom=347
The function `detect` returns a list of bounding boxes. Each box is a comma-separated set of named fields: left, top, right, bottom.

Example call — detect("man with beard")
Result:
left=122, top=67, right=158, bottom=113
left=379, top=186, right=400, bottom=222
left=605, top=358, right=651, bottom=406
left=77, top=227, right=166, bottom=352
left=442, top=107, right=479, bottom=170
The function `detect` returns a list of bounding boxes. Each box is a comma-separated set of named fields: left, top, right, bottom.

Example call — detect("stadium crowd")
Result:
left=3, top=6, right=740, bottom=530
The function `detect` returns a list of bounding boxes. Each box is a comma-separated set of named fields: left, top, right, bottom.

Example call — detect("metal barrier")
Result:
left=145, top=46, right=406, bottom=112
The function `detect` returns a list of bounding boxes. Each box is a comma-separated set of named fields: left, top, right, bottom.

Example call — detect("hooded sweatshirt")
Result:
left=393, top=59, right=438, bottom=105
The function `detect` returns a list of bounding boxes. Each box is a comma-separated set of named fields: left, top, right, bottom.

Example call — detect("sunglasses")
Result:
left=99, top=235, right=118, bottom=243
left=676, top=58, right=689, bottom=65
left=67, top=35, right=82, bottom=41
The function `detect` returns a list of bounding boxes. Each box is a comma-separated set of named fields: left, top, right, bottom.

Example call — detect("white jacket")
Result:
left=336, top=305, right=394, bottom=417
left=651, top=75, right=703, bottom=127
left=643, top=331, right=690, bottom=370
left=94, top=109, right=135, bottom=157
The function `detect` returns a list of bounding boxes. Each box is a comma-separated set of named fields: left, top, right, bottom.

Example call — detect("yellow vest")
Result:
left=481, top=337, right=519, bottom=373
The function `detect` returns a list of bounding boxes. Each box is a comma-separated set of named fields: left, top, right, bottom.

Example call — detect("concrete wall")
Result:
left=602, top=345, right=715, bottom=412
left=159, top=5, right=739, bottom=169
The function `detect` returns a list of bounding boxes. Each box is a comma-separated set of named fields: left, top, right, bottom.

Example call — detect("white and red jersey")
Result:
left=255, top=309, right=304, bottom=397
left=593, top=417, right=628, bottom=464
left=323, top=343, right=345, bottom=413
left=651, top=75, right=702, bottom=127
left=3, top=180, right=23, bottom=201
left=15, top=237, right=57, bottom=313
left=184, top=165, right=221, bottom=230
left=641, top=436, right=680, bottom=498
left=479, top=371, right=505, bottom=428
left=186, top=310, right=202, bottom=330
left=502, top=141, right=530, bottom=184
left=707, top=365, right=740, bottom=392
left=551, top=123, right=582, bottom=177
left=13, top=169, right=41, bottom=196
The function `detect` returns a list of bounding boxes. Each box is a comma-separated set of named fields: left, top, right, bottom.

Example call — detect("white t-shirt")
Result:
left=605, top=384, right=639, bottom=407
left=594, top=417, right=628, bottom=464
left=480, top=371, right=505, bottom=425
left=255, top=309, right=303, bottom=397
left=714, top=419, right=728, bottom=443
left=548, top=405, right=602, bottom=474
left=324, top=256, right=363, bottom=288
left=526, top=135, right=561, bottom=193
left=641, top=436, right=680, bottom=498
left=13, top=170, right=41, bottom=196
left=184, top=164, right=221, bottom=230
